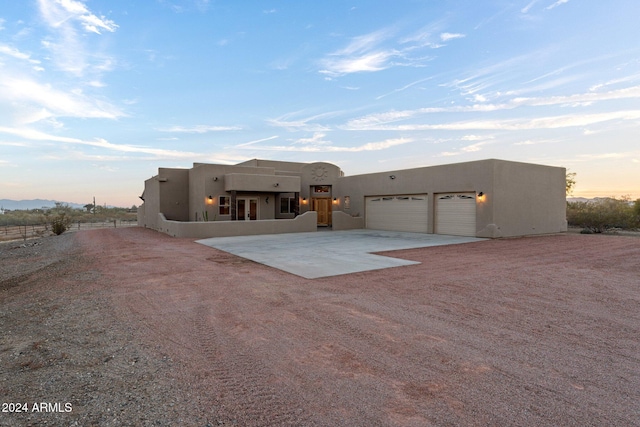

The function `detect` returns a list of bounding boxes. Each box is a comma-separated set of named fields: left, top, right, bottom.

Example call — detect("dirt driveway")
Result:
left=1, top=227, right=639, bottom=426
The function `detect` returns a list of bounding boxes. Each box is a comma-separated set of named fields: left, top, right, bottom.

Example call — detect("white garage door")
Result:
left=365, top=195, right=428, bottom=233
left=434, top=193, right=476, bottom=236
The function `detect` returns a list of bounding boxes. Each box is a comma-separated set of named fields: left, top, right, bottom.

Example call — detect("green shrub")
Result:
left=567, top=197, right=639, bottom=233
left=50, top=212, right=72, bottom=235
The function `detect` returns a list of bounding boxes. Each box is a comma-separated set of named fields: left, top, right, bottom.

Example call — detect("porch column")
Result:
left=230, top=190, right=237, bottom=220
left=293, top=192, right=300, bottom=217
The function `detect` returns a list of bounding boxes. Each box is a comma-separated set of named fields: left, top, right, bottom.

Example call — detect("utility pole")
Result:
left=93, top=197, right=96, bottom=215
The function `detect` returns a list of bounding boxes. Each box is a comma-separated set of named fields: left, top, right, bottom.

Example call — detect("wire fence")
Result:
left=1, top=220, right=138, bottom=243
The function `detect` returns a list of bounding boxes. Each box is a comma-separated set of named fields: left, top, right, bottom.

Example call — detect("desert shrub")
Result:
left=567, top=197, right=639, bottom=233
left=49, top=212, right=72, bottom=235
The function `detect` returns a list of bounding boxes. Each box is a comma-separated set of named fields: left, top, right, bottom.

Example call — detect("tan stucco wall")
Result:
left=189, top=163, right=278, bottom=221
left=331, top=159, right=565, bottom=238
left=333, top=159, right=495, bottom=234
left=140, top=158, right=566, bottom=239
left=224, top=173, right=300, bottom=193
left=138, top=176, right=160, bottom=229
left=332, top=211, right=365, bottom=230
left=486, top=160, right=567, bottom=237
left=156, top=211, right=318, bottom=238
left=158, top=168, right=190, bottom=221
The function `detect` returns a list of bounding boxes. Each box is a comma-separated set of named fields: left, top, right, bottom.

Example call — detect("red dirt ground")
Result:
left=1, top=227, right=639, bottom=426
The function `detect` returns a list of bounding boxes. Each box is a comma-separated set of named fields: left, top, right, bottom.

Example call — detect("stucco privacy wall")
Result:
left=138, top=168, right=189, bottom=230
left=156, top=211, right=317, bottom=238
left=488, top=160, right=567, bottom=237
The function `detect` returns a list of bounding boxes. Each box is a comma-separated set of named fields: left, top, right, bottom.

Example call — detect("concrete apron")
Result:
left=196, top=229, right=486, bottom=279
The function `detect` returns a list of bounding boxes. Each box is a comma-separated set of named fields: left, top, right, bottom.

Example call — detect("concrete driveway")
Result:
left=196, top=229, right=485, bottom=279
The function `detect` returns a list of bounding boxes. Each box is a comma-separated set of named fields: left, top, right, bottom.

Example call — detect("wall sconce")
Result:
left=206, top=195, right=214, bottom=205
left=477, top=192, right=485, bottom=201
left=389, top=175, right=396, bottom=180
left=302, top=197, right=307, bottom=204
left=333, top=197, right=338, bottom=204
left=213, top=177, right=218, bottom=181
left=273, top=183, right=279, bottom=187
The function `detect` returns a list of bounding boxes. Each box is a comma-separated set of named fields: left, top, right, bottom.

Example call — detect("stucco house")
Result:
left=137, top=158, right=567, bottom=239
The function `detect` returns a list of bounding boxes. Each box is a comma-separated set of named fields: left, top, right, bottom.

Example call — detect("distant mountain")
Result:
left=566, top=197, right=592, bottom=203
left=0, top=199, right=86, bottom=210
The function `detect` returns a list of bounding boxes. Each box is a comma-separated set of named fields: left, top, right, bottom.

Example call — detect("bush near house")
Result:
left=567, top=197, right=640, bottom=233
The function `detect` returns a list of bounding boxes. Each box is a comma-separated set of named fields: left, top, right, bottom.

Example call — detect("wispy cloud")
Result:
left=0, top=126, right=201, bottom=159
left=37, top=0, right=118, bottom=76
left=267, top=110, right=343, bottom=132
left=546, top=0, right=570, bottom=10
left=347, top=110, right=640, bottom=132
left=440, top=32, right=465, bottom=42
left=158, top=125, right=241, bottom=133
left=376, top=76, right=433, bottom=100
left=38, top=0, right=118, bottom=34
left=237, top=137, right=413, bottom=153
left=345, top=85, right=640, bottom=129
left=521, top=0, right=541, bottom=13
left=235, top=135, right=279, bottom=148
left=0, top=44, right=41, bottom=65
left=0, top=76, right=125, bottom=124
left=293, top=132, right=332, bottom=145
left=440, top=141, right=488, bottom=157
left=319, top=22, right=464, bottom=77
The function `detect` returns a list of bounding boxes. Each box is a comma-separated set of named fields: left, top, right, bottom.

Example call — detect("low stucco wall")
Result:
left=332, top=211, right=364, bottom=231
left=155, top=211, right=318, bottom=238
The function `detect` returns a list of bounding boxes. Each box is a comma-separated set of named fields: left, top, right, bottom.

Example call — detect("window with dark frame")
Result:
left=219, top=196, right=230, bottom=215
left=280, top=196, right=295, bottom=214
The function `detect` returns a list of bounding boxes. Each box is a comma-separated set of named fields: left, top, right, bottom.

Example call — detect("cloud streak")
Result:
left=37, top=0, right=118, bottom=76
left=346, top=110, right=640, bottom=132
left=236, top=137, right=413, bottom=153
left=0, top=76, right=125, bottom=123
left=319, top=22, right=464, bottom=77
left=158, top=125, right=242, bottom=133
left=345, top=86, right=640, bottom=128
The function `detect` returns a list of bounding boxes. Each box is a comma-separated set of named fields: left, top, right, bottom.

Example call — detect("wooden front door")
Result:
left=312, top=198, right=332, bottom=226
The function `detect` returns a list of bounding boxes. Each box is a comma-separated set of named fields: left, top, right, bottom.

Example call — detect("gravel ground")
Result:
left=1, top=227, right=639, bottom=426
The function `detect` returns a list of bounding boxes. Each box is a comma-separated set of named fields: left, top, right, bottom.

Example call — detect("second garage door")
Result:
left=434, top=193, right=476, bottom=236
left=365, top=195, right=428, bottom=233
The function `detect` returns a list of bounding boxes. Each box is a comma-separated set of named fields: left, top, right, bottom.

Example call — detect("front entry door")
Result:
left=237, top=198, right=258, bottom=220
left=312, top=198, right=332, bottom=226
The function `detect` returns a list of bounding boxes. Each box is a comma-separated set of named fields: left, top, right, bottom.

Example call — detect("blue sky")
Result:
left=1, top=0, right=639, bottom=207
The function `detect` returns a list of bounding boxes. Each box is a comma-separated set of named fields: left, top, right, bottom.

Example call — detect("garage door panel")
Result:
left=366, top=195, right=428, bottom=233
left=435, top=193, right=476, bottom=236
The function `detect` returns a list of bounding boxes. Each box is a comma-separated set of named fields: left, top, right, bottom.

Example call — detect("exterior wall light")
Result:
left=273, top=183, right=279, bottom=187
left=213, top=177, right=218, bottom=181
left=478, top=192, right=484, bottom=197
left=389, top=175, right=396, bottom=179
left=302, top=197, right=307, bottom=204
left=477, top=192, right=486, bottom=202
left=333, top=197, right=338, bottom=204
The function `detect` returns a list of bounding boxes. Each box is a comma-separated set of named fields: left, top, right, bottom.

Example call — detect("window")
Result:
left=280, top=196, right=295, bottom=214
left=314, top=185, right=330, bottom=193
left=219, top=196, right=230, bottom=215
